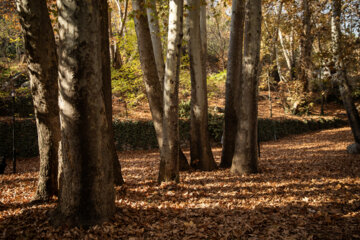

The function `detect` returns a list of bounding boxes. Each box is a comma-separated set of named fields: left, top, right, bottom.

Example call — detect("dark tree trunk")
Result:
left=221, top=0, right=245, bottom=168
left=55, top=0, right=115, bottom=226
left=230, top=0, right=261, bottom=175
left=15, top=0, right=60, bottom=201
left=331, top=0, right=360, bottom=146
left=100, top=0, right=124, bottom=186
left=299, top=0, right=313, bottom=92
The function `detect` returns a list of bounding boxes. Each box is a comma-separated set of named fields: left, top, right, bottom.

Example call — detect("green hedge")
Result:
left=0, top=116, right=348, bottom=157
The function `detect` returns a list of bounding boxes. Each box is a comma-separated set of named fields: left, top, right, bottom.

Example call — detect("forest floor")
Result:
left=1, top=126, right=360, bottom=239
left=111, top=91, right=348, bottom=121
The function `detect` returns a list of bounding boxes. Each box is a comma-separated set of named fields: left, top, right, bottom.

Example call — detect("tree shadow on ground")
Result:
left=1, top=127, right=360, bottom=239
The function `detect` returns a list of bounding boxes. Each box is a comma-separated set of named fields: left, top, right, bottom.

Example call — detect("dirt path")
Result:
left=1, top=127, right=359, bottom=239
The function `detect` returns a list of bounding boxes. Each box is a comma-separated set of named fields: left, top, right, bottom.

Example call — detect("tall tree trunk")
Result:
left=200, top=2, right=207, bottom=65
left=133, top=0, right=165, bottom=162
left=231, top=0, right=261, bottom=175
left=220, top=0, right=245, bottom=168
left=159, top=0, right=183, bottom=182
left=101, top=0, right=124, bottom=186
left=331, top=0, right=360, bottom=146
left=299, top=0, right=313, bottom=92
left=147, top=0, right=165, bottom=89
left=55, top=0, right=115, bottom=226
left=134, top=0, right=189, bottom=172
left=15, top=0, right=60, bottom=201
left=187, top=0, right=216, bottom=170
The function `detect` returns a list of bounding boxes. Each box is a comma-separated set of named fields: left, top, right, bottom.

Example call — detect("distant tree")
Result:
left=331, top=0, right=360, bottom=153
left=299, top=0, right=313, bottom=92
left=221, top=0, right=245, bottom=168
left=230, top=0, right=262, bottom=174
left=54, top=0, right=115, bottom=226
left=187, top=0, right=216, bottom=170
left=15, top=0, right=60, bottom=201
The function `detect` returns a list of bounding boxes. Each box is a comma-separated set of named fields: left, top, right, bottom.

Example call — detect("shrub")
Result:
left=0, top=115, right=347, bottom=157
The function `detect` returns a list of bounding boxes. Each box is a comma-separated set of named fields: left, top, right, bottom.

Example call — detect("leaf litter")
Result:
left=1, top=127, right=360, bottom=239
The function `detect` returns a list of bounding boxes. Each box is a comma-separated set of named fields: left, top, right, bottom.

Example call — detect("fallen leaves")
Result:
left=0, top=127, right=360, bottom=239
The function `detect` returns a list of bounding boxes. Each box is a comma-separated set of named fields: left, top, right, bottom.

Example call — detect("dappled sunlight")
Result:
left=1, top=127, right=359, bottom=239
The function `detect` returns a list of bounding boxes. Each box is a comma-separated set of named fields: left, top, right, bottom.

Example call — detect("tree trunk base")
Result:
left=347, top=143, right=360, bottom=154
left=179, top=149, right=190, bottom=171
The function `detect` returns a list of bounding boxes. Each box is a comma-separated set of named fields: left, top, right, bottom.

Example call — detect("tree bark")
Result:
left=331, top=0, right=360, bottom=145
left=200, top=2, right=207, bottom=65
left=133, top=0, right=189, bottom=172
left=15, top=0, right=60, bottom=201
left=101, top=0, right=124, bottom=186
left=147, top=0, right=165, bottom=89
left=187, top=0, right=216, bottom=170
left=159, top=0, right=183, bottom=182
left=55, top=0, right=115, bottom=226
left=220, top=0, right=245, bottom=168
left=230, top=0, right=261, bottom=175
left=299, top=0, right=313, bottom=92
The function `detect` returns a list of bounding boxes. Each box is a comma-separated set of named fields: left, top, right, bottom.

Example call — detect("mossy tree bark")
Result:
left=15, top=0, right=60, bottom=201
left=55, top=0, right=115, bottom=226
left=187, top=0, right=216, bottom=171
left=221, top=0, right=245, bottom=168
left=230, top=0, right=261, bottom=175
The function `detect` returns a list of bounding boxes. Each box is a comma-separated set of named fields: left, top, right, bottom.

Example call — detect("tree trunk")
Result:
left=133, top=0, right=165, bottom=161
left=159, top=0, right=183, bottom=182
left=230, top=0, right=261, bottom=175
left=299, top=0, right=313, bottom=92
left=200, top=2, right=207, bottom=66
left=15, top=0, right=60, bottom=201
left=134, top=0, right=189, bottom=172
left=187, top=0, right=216, bottom=170
left=220, top=0, right=245, bottom=168
left=331, top=0, right=360, bottom=145
left=147, top=0, right=165, bottom=89
left=101, top=0, right=124, bottom=186
left=55, top=0, right=115, bottom=226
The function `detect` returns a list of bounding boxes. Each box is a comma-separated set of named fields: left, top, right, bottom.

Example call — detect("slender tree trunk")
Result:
left=134, top=0, right=189, bottom=172
left=147, top=0, right=165, bottom=89
left=15, top=0, right=60, bottom=201
left=231, top=0, right=261, bottom=175
left=187, top=0, right=216, bottom=170
left=220, top=0, right=245, bottom=168
left=101, top=0, right=124, bottom=186
left=55, top=0, right=115, bottom=226
left=299, top=0, right=313, bottom=92
left=331, top=0, right=360, bottom=145
left=159, top=0, right=183, bottom=182
left=109, top=8, right=122, bottom=69
left=133, top=0, right=165, bottom=161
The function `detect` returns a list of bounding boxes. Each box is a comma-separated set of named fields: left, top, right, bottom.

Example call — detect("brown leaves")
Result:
left=1, top=127, right=360, bottom=239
